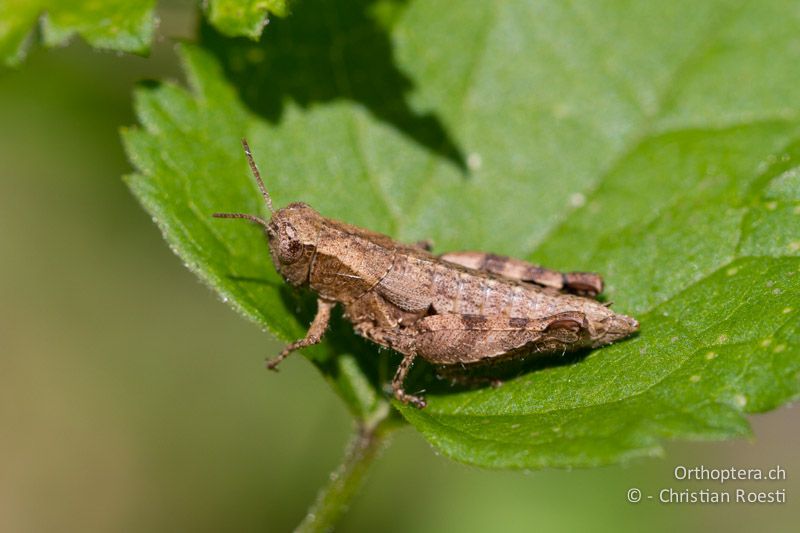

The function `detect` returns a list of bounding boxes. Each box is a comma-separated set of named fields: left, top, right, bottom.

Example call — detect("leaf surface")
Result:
left=124, top=0, right=800, bottom=467
left=0, top=0, right=291, bottom=66
left=206, top=0, right=290, bottom=39
left=0, top=0, right=156, bottom=66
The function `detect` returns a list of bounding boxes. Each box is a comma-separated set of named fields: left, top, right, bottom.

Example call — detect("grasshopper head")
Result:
left=265, top=202, right=323, bottom=286
left=213, top=139, right=322, bottom=286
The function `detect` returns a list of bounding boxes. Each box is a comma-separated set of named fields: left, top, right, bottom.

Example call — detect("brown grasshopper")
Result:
left=214, top=140, right=639, bottom=408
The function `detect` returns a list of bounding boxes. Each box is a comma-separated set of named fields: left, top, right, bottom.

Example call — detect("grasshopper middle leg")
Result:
left=391, top=353, right=426, bottom=408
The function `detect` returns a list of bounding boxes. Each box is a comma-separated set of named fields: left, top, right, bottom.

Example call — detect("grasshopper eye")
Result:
left=280, top=240, right=303, bottom=263
left=276, top=223, right=303, bottom=264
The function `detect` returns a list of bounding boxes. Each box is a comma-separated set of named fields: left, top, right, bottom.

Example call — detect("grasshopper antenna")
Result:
left=211, top=212, right=271, bottom=229
left=212, top=139, right=274, bottom=229
left=241, top=138, right=274, bottom=214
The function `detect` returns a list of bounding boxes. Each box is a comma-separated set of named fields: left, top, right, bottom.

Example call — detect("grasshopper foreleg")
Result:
left=266, top=298, right=335, bottom=370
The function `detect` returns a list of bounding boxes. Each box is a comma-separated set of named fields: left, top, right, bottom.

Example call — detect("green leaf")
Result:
left=0, top=0, right=156, bottom=67
left=122, top=44, right=392, bottom=422
left=206, top=0, right=291, bottom=39
left=124, top=0, right=800, bottom=468
left=0, top=0, right=291, bottom=67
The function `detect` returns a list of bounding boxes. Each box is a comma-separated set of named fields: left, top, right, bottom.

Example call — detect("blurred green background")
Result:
left=1, top=4, right=798, bottom=532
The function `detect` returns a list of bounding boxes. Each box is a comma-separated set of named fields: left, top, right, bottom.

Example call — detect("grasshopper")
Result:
left=214, top=140, right=639, bottom=408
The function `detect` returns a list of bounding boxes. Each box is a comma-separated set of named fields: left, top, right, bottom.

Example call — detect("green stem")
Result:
left=296, top=403, right=394, bottom=532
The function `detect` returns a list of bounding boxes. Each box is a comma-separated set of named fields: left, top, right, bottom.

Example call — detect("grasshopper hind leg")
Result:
left=440, top=251, right=603, bottom=298
left=435, top=363, right=504, bottom=388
